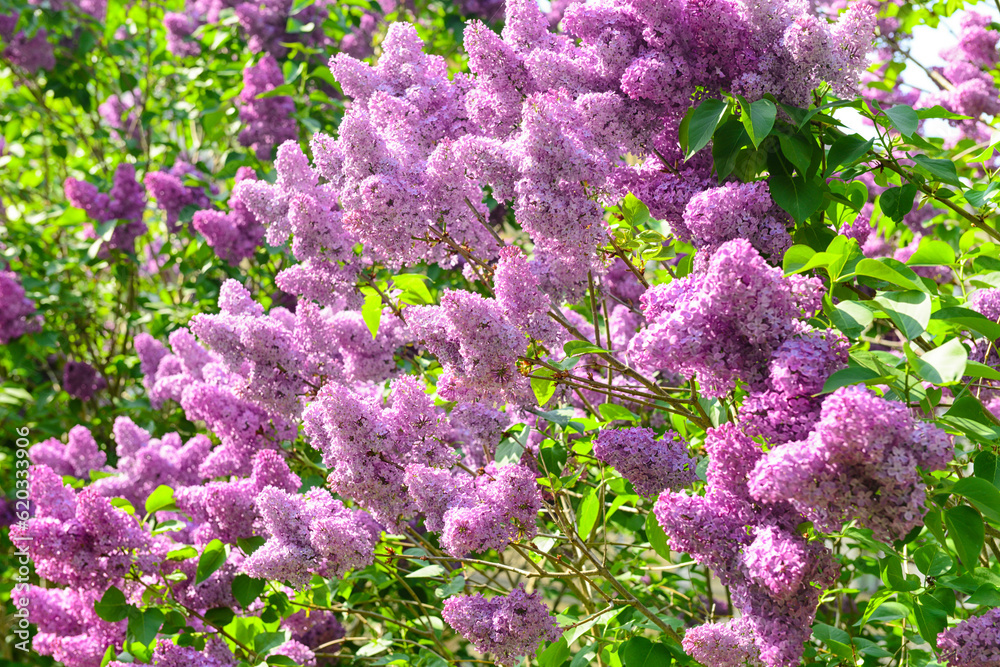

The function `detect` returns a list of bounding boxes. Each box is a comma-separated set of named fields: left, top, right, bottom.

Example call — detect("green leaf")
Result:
left=777, top=130, right=816, bottom=175
left=361, top=290, right=382, bottom=340
left=854, top=258, right=925, bottom=291
left=254, top=632, right=289, bottom=655
left=531, top=367, right=557, bottom=407
left=913, top=544, right=954, bottom=577
left=879, top=184, right=919, bottom=222
left=741, top=98, right=776, bottom=149
left=769, top=169, right=823, bottom=224
left=782, top=244, right=816, bottom=274
left=166, top=545, right=198, bottom=561
left=144, top=485, right=175, bottom=515
left=826, top=134, right=874, bottom=177
left=712, top=118, right=750, bottom=181
left=255, top=83, right=296, bottom=99
left=196, top=539, right=228, bottom=584
left=232, top=574, right=266, bottom=608
left=563, top=340, right=610, bottom=357
left=537, top=637, right=570, bottom=667
left=434, top=575, right=466, bottom=599
left=620, top=636, right=675, bottom=666
left=151, top=520, right=185, bottom=535
left=682, top=98, right=728, bottom=159
left=645, top=510, right=671, bottom=560
left=951, top=477, right=1000, bottom=525
left=912, top=593, right=949, bottom=647
left=908, top=338, right=968, bottom=385
left=406, top=564, right=446, bottom=578
left=975, top=451, right=1000, bottom=488
left=883, top=104, right=919, bottom=136
left=577, top=488, right=600, bottom=538
left=598, top=403, right=639, bottom=423
left=111, top=497, right=136, bottom=515
left=204, top=607, right=235, bottom=627
left=127, top=607, right=164, bottom=647
left=905, top=237, right=956, bottom=266
left=830, top=300, right=874, bottom=339
left=812, top=623, right=855, bottom=661
left=873, top=290, right=931, bottom=340
left=912, top=154, right=962, bottom=187
left=931, top=307, right=1000, bottom=341
left=945, top=505, right=984, bottom=570
left=820, top=366, right=883, bottom=394
left=237, top=536, right=267, bottom=555
left=99, top=645, right=115, bottom=667
left=95, top=587, right=130, bottom=622
left=967, top=583, right=1000, bottom=606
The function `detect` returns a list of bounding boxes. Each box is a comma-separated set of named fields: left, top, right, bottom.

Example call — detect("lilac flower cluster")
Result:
left=64, top=163, right=148, bottom=252
left=0, top=270, right=42, bottom=344
left=740, top=329, right=850, bottom=445
left=679, top=182, right=792, bottom=264
left=0, top=14, right=55, bottom=73
left=192, top=167, right=265, bottom=266
left=936, top=607, right=1000, bottom=667
left=629, top=239, right=823, bottom=396
left=234, top=142, right=360, bottom=307
left=11, top=465, right=150, bottom=589
left=925, top=12, right=1000, bottom=140
left=749, top=385, right=952, bottom=542
left=31, top=424, right=106, bottom=478
left=99, top=92, right=141, bottom=143
left=302, top=376, right=454, bottom=529
left=15, top=587, right=124, bottom=667
left=408, top=289, right=531, bottom=404
left=442, top=584, right=561, bottom=666
left=228, top=0, right=872, bottom=297
left=144, top=161, right=213, bottom=232
left=655, top=424, right=839, bottom=667
left=134, top=326, right=297, bottom=477
left=165, top=0, right=341, bottom=59
left=241, top=485, right=380, bottom=587
left=238, top=55, right=298, bottom=161
left=592, top=427, right=695, bottom=497
left=62, top=360, right=106, bottom=400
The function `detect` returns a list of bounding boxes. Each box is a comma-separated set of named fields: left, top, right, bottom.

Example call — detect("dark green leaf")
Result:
left=712, top=118, right=750, bottom=181
left=912, top=155, right=962, bottom=187
left=620, top=636, right=675, bottom=666
left=951, top=477, right=1000, bottom=525
left=204, top=607, right=235, bottom=627
left=94, top=586, right=129, bottom=623
left=879, top=184, right=919, bottom=222
left=232, top=574, right=266, bottom=608
left=645, top=510, right=671, bottom=560
left=945, top=505, right=984, bottom=570
left=826, top=134, right=873, bottom=176
left=741, top=98, right=776, bottom=148
left=127, top=607, right=164, bottom=647
left=682, top=98, right=728, bottom=159
left=196, top=539, right=228, bottom=584
left=883, top=104, right=919, bottom=136
left=769, top=169, right=824, bottom=224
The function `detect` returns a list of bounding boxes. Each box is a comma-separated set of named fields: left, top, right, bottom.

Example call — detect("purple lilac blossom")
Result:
left=16, top=587, right=125, bottom=667
left=628, top=239, right=823, bottom=397
left=679, top=181, right=792, bottom=263
left=144, top=161, right=213, bottom=232
left=10, top=465, right=151, bottom=589
left=62, top=360, right=107, bottom=400
left=238, top=55, right=298, bottom=161
left=740, top=329, right=850, bottom=445
left=592, top=427, right=695, bottom=496
left=0, top=270, right=42, bottom=344
left=936, top=607, right=1000, bottom=667
left=193, top=167, right=265, bottom=265
left=441, top=584, right=561, bottom=666
left=64, top=164, right=148, bottom=252
left=241, top=486, right=380, bottom=587
left=749, top=385, right=953, bottom=542
left=407, top=289, right=531, bottom=404
left=30, top=424, right=107, bottom=478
